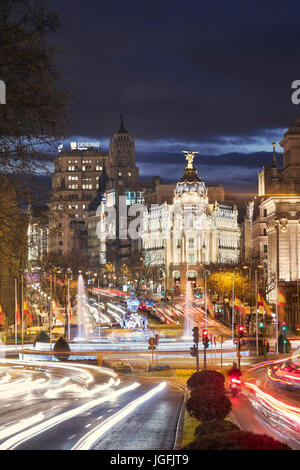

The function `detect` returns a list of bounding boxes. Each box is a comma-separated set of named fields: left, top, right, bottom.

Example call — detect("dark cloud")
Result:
left=44, top=0, right=300, bottom=194
left=48, top=0, right=300, bottom=141
left=136, top=151, right=283, bottom=194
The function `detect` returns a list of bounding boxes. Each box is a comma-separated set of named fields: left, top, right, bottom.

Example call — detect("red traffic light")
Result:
left=238, top=325, right=244, bottom=333
left=202, top=329, right=208, bottom=337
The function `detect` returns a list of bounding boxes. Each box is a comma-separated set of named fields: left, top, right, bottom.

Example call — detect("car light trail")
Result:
left=0, top=382, right=141, bottom=450
left=0, top=413, right=45, bottom=441
left=245, top=381, right=300, bottom=425
left=72, top=381, right=167, bottom=450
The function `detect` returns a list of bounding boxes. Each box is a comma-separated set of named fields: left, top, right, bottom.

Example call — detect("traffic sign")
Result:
left=217, top=335, right=225, bottom=344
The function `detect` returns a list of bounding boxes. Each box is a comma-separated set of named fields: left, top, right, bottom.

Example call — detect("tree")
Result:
left=207, top=270, right=254, bottom=303
left=0, top=0, right=70, bottom=319
left=0, top=0, right=70, bottom=179
left=0, top=176, right=27, bottom=325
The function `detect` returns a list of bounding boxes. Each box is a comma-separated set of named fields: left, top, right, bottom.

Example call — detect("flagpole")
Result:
left=204, top=271, right=207, bottom=329
left=276, top=287, right=279, bottom=355
left=255, top=270, right=258, bottom=356
left=21, top=274, right=24, bottom=361
left=50, top=275, right=52, bottom=361
left=15, top=278, right=17, bottom=350
left=232, top=274, right=234, bottom=342
left=67, top=278, right=70, bottom=342
left=98, top=278, right=101, bottom=336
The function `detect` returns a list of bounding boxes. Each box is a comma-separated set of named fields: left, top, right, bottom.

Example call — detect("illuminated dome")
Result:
left=173, top=155, right=208, bottom=204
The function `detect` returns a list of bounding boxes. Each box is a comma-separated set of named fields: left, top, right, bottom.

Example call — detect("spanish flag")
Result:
left=15, top=301, right=20, bottom=326
left=53, top=300, right=65, bottom=323
left=23, top=300, right=33, bottom=326
left=0, top=304, right=4, bottom=326
left=68, top=305, right=72, bottom=322
left=257, top=291, right=271, bottom=315
left=278, top=290, right=286, bottom=307
left=206, top=295, right=214, bottom=317
left=234, top=296, right=245, bottom=316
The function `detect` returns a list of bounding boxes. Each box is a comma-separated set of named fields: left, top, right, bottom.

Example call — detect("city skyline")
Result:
left=1, top=0, right=300, bottom=453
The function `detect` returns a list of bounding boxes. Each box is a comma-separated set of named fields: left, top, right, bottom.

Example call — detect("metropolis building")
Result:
left=142, top=153, right=241, bottom=291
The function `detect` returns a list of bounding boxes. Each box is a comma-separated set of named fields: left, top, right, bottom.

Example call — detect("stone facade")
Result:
left=249, top=118, right=300, bottom=329
left=142, top=155, right=240, bottom=291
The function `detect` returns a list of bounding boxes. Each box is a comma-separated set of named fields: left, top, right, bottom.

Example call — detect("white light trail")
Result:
left=0, top=382, right=140, bottom=450
left=72, top=381, right=167, bottom=450
left=0, top=413, right=45, bottom=441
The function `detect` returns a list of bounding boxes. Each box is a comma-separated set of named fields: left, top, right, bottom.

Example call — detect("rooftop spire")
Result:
left=118, top=113, right=128, bottom=133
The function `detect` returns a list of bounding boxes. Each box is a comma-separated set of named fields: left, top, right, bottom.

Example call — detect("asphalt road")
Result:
left=93, top=380, right=185, bottom=450
left=0, top=368, right=184, bottom=450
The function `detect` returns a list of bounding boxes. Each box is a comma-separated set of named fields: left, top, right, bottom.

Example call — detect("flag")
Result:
left=68, top=305, right=72, bottom=322
left=278, top=290, right=286, bottom=306
left=0, top=304, right=4, bottom=327
left=15, top=301, right=20, bottom=326
left=234, top=296, right=245, bottom=316
left=206, top=295, right=214, bottom=317
left=257, top=291, right=271, bottom=315
left=23, top=300, right=33, bottom=326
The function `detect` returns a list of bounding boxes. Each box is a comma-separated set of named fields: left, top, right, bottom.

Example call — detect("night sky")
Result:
left=48, top=0, right=300, bottom=194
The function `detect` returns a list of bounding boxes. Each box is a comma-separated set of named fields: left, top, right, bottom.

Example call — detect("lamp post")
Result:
left=232, top=273, right=235, bottom=342
left=255, top=269, right=258, bottom=356
left=203, top=269, right=210, bottom=329
left=49, top=274, right=53, bottom=360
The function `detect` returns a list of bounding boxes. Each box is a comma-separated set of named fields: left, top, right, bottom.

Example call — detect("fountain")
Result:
left=183, top=281, right=193, bottom=339
left=75, top=274, right=89, bottom=340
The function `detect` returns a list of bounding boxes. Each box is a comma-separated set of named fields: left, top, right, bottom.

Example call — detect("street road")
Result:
left=0, top=360, right=184, bottom=450
left=230, top=360, right=300, bottom=449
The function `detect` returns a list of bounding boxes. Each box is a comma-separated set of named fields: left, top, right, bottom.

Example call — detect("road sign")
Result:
left=217, top=335, right=225, bottom=344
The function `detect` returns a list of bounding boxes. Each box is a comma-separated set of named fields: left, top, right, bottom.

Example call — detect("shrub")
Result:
left=186, top=370, right=225, bottom=393
left=53, top=336, right=71, bottom=361
left=194, top=419, right=239, bottom=437
left=33, top=331, right=50, bottom=346
left=184, top=429, right=291, bottom=450
left=186, top=389, right=232, bottom=422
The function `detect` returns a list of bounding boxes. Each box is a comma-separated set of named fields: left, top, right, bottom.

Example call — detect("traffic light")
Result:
left=238, top=325, right=244, bottom=338
left=190, top=345, right=197, bottom=357
left=192, top=326, right=199, bottom=344
left=259, top=322, right=264, bottom=330
left=202, top=329, right=209, bottom=348
left=281, top=321, right=287, bottom=333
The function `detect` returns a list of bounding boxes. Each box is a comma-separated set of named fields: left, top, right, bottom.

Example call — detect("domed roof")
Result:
left=174, top=154, right=207, bottom=203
